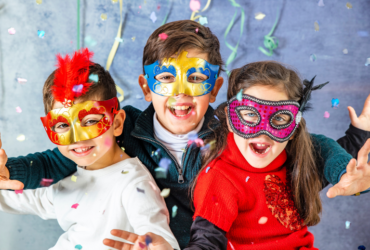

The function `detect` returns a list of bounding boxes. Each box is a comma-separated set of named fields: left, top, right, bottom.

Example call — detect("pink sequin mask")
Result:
left=227, top=94, right=302, bottom=142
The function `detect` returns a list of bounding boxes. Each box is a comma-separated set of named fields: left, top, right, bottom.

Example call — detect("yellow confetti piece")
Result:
left=160, top=188, right=171, bottom=198
left=355, top=192, right=361, bottom=196
left=93, top=153, right=96, bottom=157
left=121, top=147, right=125, bottom=151
left=112, top=0, right=118, bottom=3
left=346, top=2, right=352, bottom=9
left=101, top=13, right=107, bottom=21
left=16, top=134, right=25, bottom=141
left=167, top=97, right=177, bottom=107
left=131, top=36, right=136, bottom=41
left=71, top=175, right=77, bottom=182
left=36, top=0, right=42, bottom=4
left=121, top=170, right=129, bottom=174
left=255, top=12, right=266, bottom=20
left=314, top=21, right=320, bottom=31
left=116, top=85, right=124, bottom=102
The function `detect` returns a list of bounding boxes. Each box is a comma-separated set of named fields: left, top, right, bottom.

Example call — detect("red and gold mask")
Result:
left=40, top=97, right=119, bottom=145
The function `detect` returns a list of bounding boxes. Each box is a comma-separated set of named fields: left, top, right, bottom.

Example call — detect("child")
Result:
left=0, top=49, right=179, bottom=250
left=1, top=21, right=369, bottom=249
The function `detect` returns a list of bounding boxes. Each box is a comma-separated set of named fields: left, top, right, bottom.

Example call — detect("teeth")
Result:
left=74, top=146, right=92, bottom=153
left=257, top=143, right=266, bottom=147
left=170, top=106, right=190, bottom=110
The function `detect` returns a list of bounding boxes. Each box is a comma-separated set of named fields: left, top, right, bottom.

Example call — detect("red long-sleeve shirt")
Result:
left=193, top=133, right=318, bottom=250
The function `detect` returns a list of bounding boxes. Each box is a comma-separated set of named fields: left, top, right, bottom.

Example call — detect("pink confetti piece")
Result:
left=158, top=33, right=168, bottom=40
left=258, top=216, right=268, bottom=224
left=149, top=181, right=157, bottom=191
left=324, top=111, right=330, bottom=118
left=189, top=0, right=201, bottom=11
left=16, top=107, right=22, bottom=113
left=40, top=178, right=53, bottom=187
left=195, top=28, right=199, bottom=33
left=17, top=78, right=27, bottom=84
left=15, top=190, right=23, bottom=194
left=157, top=5, right=161, bottom=10
left=71, top=203, right=79, bottom=209
left=139, top=5, right=142, bottom=9
left=8, top=28, right=16, bottom=35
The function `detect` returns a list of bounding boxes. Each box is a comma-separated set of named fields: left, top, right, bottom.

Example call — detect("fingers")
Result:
left=0, top=149, right=9, bottom=178
left=103, top=238, right=132, bottom=250
left=346, top=158, right=357, bottom=176
left=0, top=179, right=24, bottom=190
left=111, top=229, right=139, bottom=243
left=0, top=133, right=2, bottom=148
left=327, top=185, right=342, bottom=198
left=348, top=106, right=359, bottom=123
left=360, top=93, right=370, bottom=116
left=357, top=138, right=370, bottom=167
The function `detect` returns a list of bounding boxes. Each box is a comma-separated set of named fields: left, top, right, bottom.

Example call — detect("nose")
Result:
left=174, top=93, right=188, bottom=99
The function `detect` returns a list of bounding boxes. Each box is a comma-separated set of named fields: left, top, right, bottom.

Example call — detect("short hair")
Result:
left=142, top=20, right=224, bottom=74
left=43, top=63, right=119, bottom=114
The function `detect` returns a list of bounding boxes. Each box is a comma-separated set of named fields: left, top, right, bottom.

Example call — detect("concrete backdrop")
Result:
left=0, top=0, right=369, bottom=249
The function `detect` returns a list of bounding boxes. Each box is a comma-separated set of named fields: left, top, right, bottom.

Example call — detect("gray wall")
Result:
left=0, top=0, right=369, bottom=249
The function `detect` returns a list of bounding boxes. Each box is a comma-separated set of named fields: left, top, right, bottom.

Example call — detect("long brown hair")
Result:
left=193, top=61, right=323, bottom=226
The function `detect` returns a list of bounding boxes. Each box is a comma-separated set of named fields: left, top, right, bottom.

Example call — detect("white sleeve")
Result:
left=0, top=184, right=57, bottom=220
left=122, top=180, right=180, bottom=250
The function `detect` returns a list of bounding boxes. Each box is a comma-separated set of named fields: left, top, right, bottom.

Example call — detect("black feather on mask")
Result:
left=299, top=76, right=329, bottom=113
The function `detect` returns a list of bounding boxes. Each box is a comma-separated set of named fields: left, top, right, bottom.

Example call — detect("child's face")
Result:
left=52, top=99, right=126, bottom=168
left=139, top=48, right=223, bottom=134
left=228, top=85, right=291, bottom=169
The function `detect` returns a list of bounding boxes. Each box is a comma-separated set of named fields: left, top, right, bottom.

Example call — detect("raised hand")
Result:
left=0, top=135, right=24, bottom=190
left=348, top=93, right=370, bottom=131
left=327, top=138, right=370, bottom=198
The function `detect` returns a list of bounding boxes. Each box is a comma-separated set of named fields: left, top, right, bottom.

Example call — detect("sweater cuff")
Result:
left=325, top=156, right=351, bottom=186
left=337, top=169, right=347, bottom=183
left=6, top=158, right=26, bottom=184
left=347, top=124, right=370, bottom=137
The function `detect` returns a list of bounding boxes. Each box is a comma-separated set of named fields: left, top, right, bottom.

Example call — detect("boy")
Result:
left=1, top=21, right=370, bottom=249
left=0, top=49, right=179, bottom=250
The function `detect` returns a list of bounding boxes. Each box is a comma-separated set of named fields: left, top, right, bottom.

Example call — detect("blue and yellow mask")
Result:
left=143, top=51, right=220, bottom=97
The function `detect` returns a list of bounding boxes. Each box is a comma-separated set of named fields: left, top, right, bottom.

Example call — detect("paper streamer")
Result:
left=161, top=0, right=172, bottom=26
left=224, top=0, right=245, bottom=75
left=258, top=10, right=280, bottom=56
left=77, top=0, right=80, bottom=50
left=105, top=0, right=124, bottom=102
left=190, top=0, right=212, bottom=22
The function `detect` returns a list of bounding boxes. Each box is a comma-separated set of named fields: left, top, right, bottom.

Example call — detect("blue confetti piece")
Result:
left=75, top=245, right=83, bottom=250
left=236, top=89, right=243, bottom=101
left=136, top=94, right=143, bottom=100
left=199, top=17, right=208, bottom=25
left=37, top=30, right=45, bottom=38
left=115, top=37, right=123, bottom=43
left=172, top=205, right=178, bottom=218
left=159, top=158, right=171, bottom=170
left=144, top=74, right=149, bottom=79
left=206, top=166, right=210, bottom=173
left=150, top=12, right=157, bottom=23
left=357, top=31, right=369, bottom=37
left=188, top=131, right=198, bottom=141
left=89, top=74, right=99, bottom=83
left=358, top=246, right=366, bottom=250
left=246, top=176, right=250, bottom=182
left=145, top=235, right=153, bottom=246
left=214, top=115, right=219, bottom=120
left=84, top=36, right=97, bottom=47
left=345, top=221, right=350, bottom=229
left=72, top=84, right=83, bottom=94
left=310, top=54, right=317, bottom=62
left=137, top=187, right=145, bottom=194
left=331, top=98, right=339, bottom=108
left=365, top=58, right=370, bottom=67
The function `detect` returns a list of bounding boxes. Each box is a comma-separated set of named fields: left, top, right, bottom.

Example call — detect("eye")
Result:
left=155, top=73, right=176, bottom=83
left=187, top=73, right=208, bottom=83
left=271, top=114, right=291, bottom=126
left=81, top=114, right=104, bottom=127
left=53, top=122, right=70, bottom=133
left=239, top=110, right=259, bottom=124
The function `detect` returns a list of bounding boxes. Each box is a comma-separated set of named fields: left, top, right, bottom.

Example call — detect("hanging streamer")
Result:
left=258, top=10, right=280, bottom=56
left=190, top=0, right=212, bottom=21
left=224, top=0, right=245, bottom=75
left=105, top=0, right=124, bottom=102
left=161, top=0, right=172, bottom=26
left=77, top=0, right=80, bottom=50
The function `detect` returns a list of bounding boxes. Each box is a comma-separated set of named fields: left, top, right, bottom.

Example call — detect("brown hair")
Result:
left=43, top=63, right=119, bottom=114
left=142, top=20, right=223, bottom=74
left=193, top=61, right=323, bottom=226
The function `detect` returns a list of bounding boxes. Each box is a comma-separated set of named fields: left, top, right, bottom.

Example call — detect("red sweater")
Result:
left=193, top=133, right=318, bottom=250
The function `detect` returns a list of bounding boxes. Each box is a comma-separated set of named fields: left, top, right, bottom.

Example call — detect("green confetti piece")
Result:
left=75, top=244, right=82, bottom=249
left=172, top=205, right=178, bottom=218
left=258, top=10, right=280, bottom=57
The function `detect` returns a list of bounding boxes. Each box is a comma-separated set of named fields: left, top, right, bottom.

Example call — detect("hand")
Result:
left=348, top=93, right=370, bottom=131
left=0, top=136, right=24, bottom=190
left=103, top=230, right=173, bottom=250
left=327, top=138, right=370, bottom=198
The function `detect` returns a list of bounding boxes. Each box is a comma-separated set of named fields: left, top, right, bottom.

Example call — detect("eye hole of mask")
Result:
left=187, top=72, right=209, bottom=83
left=155, top=72, right=176, bottom=83
left=52, top=114, right=104, bottom=134
left=53, top=122, right=70, bottom=133
left=239, top=109, right=259, bottom=126
left=270, top=112, right=292, bottom=127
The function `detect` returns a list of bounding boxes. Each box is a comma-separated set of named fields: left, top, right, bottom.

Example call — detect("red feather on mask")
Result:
left=52, top=48, right=94, bottom=104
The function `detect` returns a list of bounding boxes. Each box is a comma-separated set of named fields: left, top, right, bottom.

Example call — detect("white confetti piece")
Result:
left=8, top=28, right=16, bottom=35
left=16, top=134, right=25, bottom=141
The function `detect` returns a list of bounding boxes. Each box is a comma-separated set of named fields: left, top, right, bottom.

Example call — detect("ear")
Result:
left=113, top=110, right=126, bottom=137
left=224, top=106, right=233, bottom=132
left=210, top=76, right=224, bottom=103
left=138, top=74, right=152, bottom=102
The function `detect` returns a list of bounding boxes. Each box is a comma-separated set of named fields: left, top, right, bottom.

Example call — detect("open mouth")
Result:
left=167, top=105, right=193, bottom=117
left=250, top=143, right=271, bottom=155
left=70, top=146, right=95, bottom=157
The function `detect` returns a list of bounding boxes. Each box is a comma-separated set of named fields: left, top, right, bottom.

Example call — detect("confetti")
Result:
left=71, top=203, right=79, bottom=209
left=139, top=242, right=146, bottom=248
left=167, top=97, right=177, bottom=107
left=30, top=161, right=33, bottom=166
left=331, top=98, right=339, bottom=108
left=121, top=147, right=125, bottom=151
left=318, top=0, right=324, bottom=7
left=214, top=115, right=219, bottom=120
left=84, top=36, right=97, bottom=47
left=346, top=2, right=352, bottom=9
left=160, top=188, right=170, bottom=198
left=158, top=33, right=168, bottom=40
left=200, top=140, right=216, bottom=152
left=15, top=190, right=23, bottom=194
left=72, top=84, right=83, bottom=94
left=189, top=0, right=201, bottom=11
left=254, top=12, right=266, bottom=20
left=71, top=175, right=77, bottom=182
left=310, top=54, right=317, bottom=62
left=314, top=21, right=319, bottom=31
left=115, top=37, right=123, bottom=43
left=345, top=220, right=351, bottom=229
left=145, top=235, right=153, bottom=246
left=343, top=49, right=348, bottom=54
left=324, top=111, right=330, bottom=118
left=358, top=246, right=366, bottom=250
left=93, top=153, right=96, bottom=157
left=188, top=132, right=198, bottom=141
left=111, top=0, right=118, bottom=3
left=131, top=36, right=136, bottom=41
left=36, top=0, right=42, bottom=4
left=195, top=28, right=199, bottom=33
left=229, top=242, right=236, bottom=250
left=100, top=13, right=107, bottom=21
left=246, top=176, right=250, bottom=182
left=152, top=149, right=161, bottom=157
left=16, top=107, right=22, bottom=113
left=172, top=205, right=178, bottom=218
left=357, top=31, right=369, bottom=37
left=199, top=17, right=208, bottom=25
left=40, top=178, right=53, bottom=187
left=8, top=28, right=16, bottom=35
left=16, top=134, right=25, bottom=141
left=236, top=89, right=243, bottom=101
left=258, top=216, right=268, bottom=224
left=75, top=245, right=82, bottom=250
left=137, top=187, right=145, bottom=194
left=37, top=30, right=45, bottom=38
left=150, top=12, right=157, bottom=23
left=88, top=74, right=99, bottom=83
left=155, top=167, right=167, bottom=179
left=121, top=170, right=129, bottom=174
left=365, top=58, right=370, bottom=66
left=17, top=78, right=27, bottom=84
left=148, top=181, right=157, bottom=191
left=159, top=158, right=171, bottom=169
left=206, top=166, right=210, bottom=173
left=136, top=94, right=143, bottom=99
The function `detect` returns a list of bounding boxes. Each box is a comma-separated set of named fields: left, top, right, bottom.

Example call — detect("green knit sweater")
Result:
left=7, top=104, right=357, bottom=249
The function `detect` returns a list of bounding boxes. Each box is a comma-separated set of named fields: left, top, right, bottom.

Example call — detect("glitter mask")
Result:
left=40, top=97, right=119, bottom=145
left=143, top=51, right=220, bottom=97
left=227, top=94, right=302, bottom=142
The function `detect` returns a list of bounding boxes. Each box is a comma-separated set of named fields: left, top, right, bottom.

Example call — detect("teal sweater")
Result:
left=7, top=104, right=358, bottom=249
